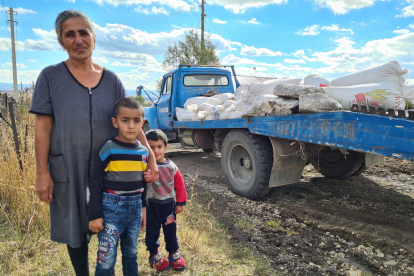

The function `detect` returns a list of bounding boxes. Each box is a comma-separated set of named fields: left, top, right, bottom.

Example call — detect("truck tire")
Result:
left=221, top=130, right=273, bottom=199
left=311, top=149, right=365, bottom=179
left=142, top=122, right=150, bottom=134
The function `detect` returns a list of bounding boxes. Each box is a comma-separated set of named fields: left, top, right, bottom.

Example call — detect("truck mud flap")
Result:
left=269, top=137, right=308, bottom=188
left=364, top=153, right=384, bottom=167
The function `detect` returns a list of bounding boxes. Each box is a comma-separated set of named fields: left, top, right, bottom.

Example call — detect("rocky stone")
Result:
left=274, top=84, right=325, bottom=99
left=384, top=260, right=397, bottom=266
left=299, top=93, right=342, bottom=113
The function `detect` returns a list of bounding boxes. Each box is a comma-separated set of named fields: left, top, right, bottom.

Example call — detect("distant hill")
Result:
left=0, top=82, right=33, bottom=93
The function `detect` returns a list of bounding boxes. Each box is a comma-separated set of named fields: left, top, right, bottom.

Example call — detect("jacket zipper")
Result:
left=88, top=88, right=93, bottom=178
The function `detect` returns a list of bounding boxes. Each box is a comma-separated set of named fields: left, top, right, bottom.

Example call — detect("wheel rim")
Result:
left=319, top=150, right=344, bottom=167
left=228, top=143, right=254, bottom=187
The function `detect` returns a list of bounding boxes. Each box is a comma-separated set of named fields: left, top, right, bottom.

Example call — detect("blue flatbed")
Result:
left=172, top=111, right=414, bottom=161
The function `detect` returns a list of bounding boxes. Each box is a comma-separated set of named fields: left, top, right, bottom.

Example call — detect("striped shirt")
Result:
left=88, top=138, right=148, bottom=221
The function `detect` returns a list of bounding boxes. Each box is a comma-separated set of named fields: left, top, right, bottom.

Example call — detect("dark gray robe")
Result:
left=30, top=62, right=126, bottom=248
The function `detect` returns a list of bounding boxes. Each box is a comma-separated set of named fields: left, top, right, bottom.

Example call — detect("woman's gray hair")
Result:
left=55, top=10, right=96, bottom=44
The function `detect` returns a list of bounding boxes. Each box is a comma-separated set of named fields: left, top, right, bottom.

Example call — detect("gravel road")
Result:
left=166, top=143, right=414, bottom=276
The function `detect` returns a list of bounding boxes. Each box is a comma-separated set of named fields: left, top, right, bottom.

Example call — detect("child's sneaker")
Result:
left=168, top=251, right=186, bottom=270
left=149, top=252, right=170, bottom=271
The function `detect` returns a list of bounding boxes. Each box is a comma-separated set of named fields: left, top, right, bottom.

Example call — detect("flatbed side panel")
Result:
left=172, top=112, right=414, bottom=161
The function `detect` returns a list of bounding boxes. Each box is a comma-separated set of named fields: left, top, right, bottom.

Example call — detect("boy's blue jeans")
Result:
left=95, top=192, right=142, bottom=276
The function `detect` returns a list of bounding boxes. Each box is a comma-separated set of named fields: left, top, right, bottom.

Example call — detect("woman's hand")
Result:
left=34, top=115, right=53, bottom=205
left=36, top=172, right=54, bottom=205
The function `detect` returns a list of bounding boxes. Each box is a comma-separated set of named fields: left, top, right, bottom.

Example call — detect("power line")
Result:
left=17, top=21, right=52, bottom=27
left=22, top=13, right=55, bottom=19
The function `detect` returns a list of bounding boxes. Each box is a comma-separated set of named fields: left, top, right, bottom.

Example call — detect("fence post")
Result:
left=8, top=96, right=23, bottom=171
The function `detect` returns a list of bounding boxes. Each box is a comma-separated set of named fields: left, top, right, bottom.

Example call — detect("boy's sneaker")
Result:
left=168, top=251, right=186, bottom=270
left=149, top=252, right=170, bottom=271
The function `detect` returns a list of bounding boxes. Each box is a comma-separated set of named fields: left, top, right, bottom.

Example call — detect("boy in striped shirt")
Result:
left=88, top=98, right=148, bottom=276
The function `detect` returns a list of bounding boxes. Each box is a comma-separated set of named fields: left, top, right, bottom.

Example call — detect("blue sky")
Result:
left=0, top=0, right=414, bottom=93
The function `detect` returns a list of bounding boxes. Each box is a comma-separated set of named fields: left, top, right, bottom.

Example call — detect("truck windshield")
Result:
left=184, top=74, right=229, bottom=86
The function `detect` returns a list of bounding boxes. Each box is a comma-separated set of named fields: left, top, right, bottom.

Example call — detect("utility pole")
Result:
left=201, top=0, right=205, bottom=48
left=8, top=8, right=18, bottom=101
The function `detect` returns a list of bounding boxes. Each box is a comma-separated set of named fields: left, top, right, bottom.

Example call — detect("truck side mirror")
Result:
left=136, top=85, right=143, bottom=96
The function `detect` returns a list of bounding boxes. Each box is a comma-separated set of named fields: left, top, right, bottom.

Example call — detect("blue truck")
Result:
left=138, top=65, right=414, bottom=199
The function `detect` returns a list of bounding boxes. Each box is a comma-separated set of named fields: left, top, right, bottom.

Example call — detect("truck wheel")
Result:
left=142, top=122, right=150, bottom=134
left=221, top=130, right=273, bottom=199
left=311, top=149, right=365, bottom=179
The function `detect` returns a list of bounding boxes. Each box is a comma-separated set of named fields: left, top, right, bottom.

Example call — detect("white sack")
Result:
left=402, top=83, right=414, bottom=109
left=222, top=100, right=236, bottom=110
left=196, top=103, right=214, bottom=112
left=299, top=93, right=342, bottom=113
left=176, top=107, right=195, bottom=121
left=211, top=93, right=234, bottom=103
left=249, top=79, right=302, bottom=97
left=234, top=84, right=251, bottom=101
left=234, top=100, right=250, bottom=112
left=331, top=61, right=408, bottom=87
left=304, top=74, right=331, bottom=88
left=184, top=96, right=222, bottom=109
left=197, top=111, right=207, bottom=120
left=274, top=84, right=325, bottom=99
left=325, top=82, right=406, bottom=110
left=186, top=104, right=198, bottom=113
left=215, top=105, right=224, bottom=112
left=205, top=106, right=220, bottom=120
left=250, top=94, right=278, bottom=103
left=229, top=111, right=244, bottom=119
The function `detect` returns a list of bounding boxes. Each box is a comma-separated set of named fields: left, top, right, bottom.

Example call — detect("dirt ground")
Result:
left=166, top=144, right=414, bottom=276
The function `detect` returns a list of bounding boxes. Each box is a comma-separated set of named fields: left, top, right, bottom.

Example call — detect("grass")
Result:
left=0, top=89, right=278, bottom=276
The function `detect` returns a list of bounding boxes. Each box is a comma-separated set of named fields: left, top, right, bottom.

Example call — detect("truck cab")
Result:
left=140, top=65, right=239, bottom=141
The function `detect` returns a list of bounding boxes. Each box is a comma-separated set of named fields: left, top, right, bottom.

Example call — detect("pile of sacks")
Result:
left=176, top=60, right=413, bottom=121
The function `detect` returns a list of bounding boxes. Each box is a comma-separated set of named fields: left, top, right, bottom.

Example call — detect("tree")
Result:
left=162, top=28, right=220, bottom=71
left=129, top=95, right=145, bottom=104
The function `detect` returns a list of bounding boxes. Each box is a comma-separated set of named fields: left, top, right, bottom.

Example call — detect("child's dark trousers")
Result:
left=145, top=201, right=179, bottom=256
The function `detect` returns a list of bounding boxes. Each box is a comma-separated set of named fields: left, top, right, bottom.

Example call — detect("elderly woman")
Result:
left=29, top=10, right=158, bottom=275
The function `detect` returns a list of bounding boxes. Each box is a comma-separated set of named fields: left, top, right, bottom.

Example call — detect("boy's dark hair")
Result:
left=145, top=129, right=168, bottom=146
left=113, top=97, right=144, bottom=118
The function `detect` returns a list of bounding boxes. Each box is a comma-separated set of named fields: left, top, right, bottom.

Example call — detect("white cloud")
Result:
left=0, top=69, right=40, bottom=84
left=296, top=25, right=320, bottom=36
left=239, top=18, right=261, bottom=24
left=1, top=62, right=26, bottom=69
left=321, top=24, right=354, bottom=34
left=307, top=34, right=414, bottom=78
left=94, top=24, right=237, bottom=55
left=248, top=18, right=260, bottom=24
left=213, top=18, right=227, bottom=24
left=396, top=0, right=414, bottom=18
left=207, top=0, right=287, bottom=14
left=408, top=23, right=414, bottom=29
left=24, top=39, right=54, bottom=51
left=0, top=37, right=24, bottom=51
left=93, top=57, right=110, bottom=64
left=313, top=0, right=378, bottom=15
left=393, top=29, right=410, bottom=35
left=90, top=0, right=197, bottom=12
left=0, top=7, right=37, bottom=14
left=134, top=5, right=169, bottom=14
left=284, top=59, right=306, bottom=64
left=28, top=59, right=37, bottom=62
left=240, top=45, right=283, bottom=56
left=24, top=29, right=59, bottom=51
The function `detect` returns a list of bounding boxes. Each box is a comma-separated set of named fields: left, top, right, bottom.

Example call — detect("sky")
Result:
left=0, top=0, right=414, bottom=94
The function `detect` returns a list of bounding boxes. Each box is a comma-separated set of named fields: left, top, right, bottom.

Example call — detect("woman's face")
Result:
left=60, top=17, right=95, bottom=62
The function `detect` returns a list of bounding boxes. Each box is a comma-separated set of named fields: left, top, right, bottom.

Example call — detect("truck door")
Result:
left=157, top=75, right=173, bottom=130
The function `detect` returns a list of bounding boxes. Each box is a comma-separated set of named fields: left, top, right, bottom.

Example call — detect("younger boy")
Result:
left=88, top=98, right=148, bottom=276
left=144, top=129, right=187, bottom=271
